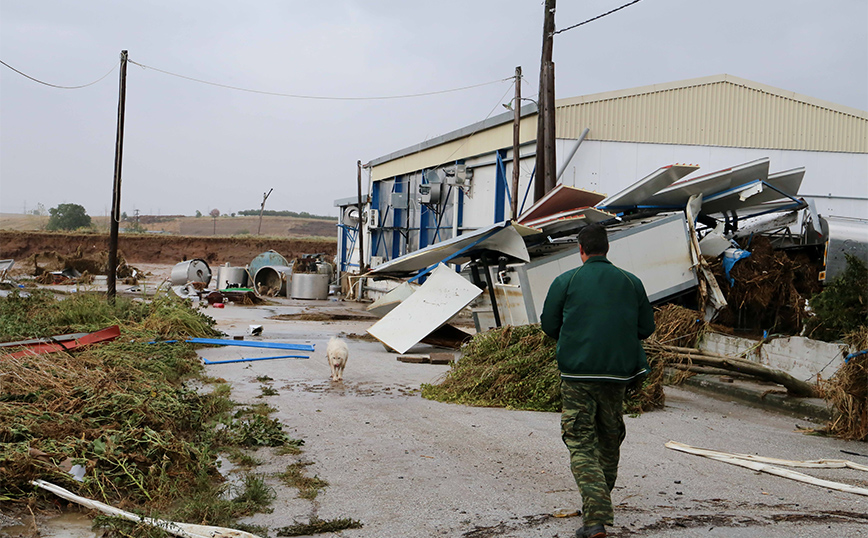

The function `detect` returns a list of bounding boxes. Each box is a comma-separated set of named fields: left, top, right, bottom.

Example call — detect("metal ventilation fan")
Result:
left=342, top=207, right=361, bottom=226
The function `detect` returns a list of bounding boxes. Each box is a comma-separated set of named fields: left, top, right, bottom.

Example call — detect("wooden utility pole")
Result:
left=543, top=61, right=556, bottom=194
left=107, top=50, right=128, bottom=303
left=257, top=188, right=273, bottom=235
left=534, top=0, right=556, bottom=202
left=357, top=160, right=366, bottom=274
left=511, top=66, right=522, bottom=220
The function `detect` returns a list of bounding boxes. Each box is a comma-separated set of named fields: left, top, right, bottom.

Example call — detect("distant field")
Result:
left=0, top=213, right=338, bottom=239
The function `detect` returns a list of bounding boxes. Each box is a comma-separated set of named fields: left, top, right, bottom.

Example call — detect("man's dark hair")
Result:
left=579, top=223, right=609, bottom=256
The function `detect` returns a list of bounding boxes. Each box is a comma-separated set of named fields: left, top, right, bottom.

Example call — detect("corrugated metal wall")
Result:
left=556, top=79, right=868, bottom=154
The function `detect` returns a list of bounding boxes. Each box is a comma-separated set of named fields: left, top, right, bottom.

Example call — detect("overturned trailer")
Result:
left=476, top=214, right=698, bottom=329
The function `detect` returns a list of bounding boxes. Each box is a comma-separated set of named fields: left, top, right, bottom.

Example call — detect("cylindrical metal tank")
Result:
left=215, top=265, right=248, bottom=290
left=171, top=259, right=211, bottom=287
left=290, top=273, right=329, bottom=300
left=248, top=251, right=289, bottom=284
left=254, top=265, right=293, bottom=297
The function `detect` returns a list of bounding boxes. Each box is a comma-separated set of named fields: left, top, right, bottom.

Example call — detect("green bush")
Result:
left=806, top=254, right=868, bottom=341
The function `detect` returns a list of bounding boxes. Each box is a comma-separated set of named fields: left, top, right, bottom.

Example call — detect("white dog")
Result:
left=326, top=337, right=349, bottom=382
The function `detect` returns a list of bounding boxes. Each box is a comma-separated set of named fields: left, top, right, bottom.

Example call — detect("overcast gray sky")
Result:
left=1, top=0, right=866, bottom=219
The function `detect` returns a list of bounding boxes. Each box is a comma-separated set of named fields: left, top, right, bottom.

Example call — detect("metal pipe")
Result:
left=556, top=127, right=589, bottom=182
left=481, top=257, right=502, bottom=328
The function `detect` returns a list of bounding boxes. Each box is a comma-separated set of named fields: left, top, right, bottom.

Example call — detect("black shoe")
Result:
left=578, top=524, right=606, bottom=538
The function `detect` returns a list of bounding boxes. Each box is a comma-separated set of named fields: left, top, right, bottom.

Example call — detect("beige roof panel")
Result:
left=555, top=74, right=867, bottom=153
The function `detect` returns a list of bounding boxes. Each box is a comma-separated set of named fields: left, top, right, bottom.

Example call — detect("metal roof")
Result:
left=555, top=74, right=868, bottom=153
left=368, top=74, right=867, bottom=182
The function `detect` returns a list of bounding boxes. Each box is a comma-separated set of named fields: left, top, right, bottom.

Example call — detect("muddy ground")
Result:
left=0, top=231, right=335, bottom=267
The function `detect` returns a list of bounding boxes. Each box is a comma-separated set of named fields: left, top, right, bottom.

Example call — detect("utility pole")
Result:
left=356, top=160, right=366, bottom=274
left=257, top=188, right=273, bottom=235
left=107, top=50, right=128, bottom=303
left=511, top=66, right=522, bottom=220
left=534, top=0, right=556, bottom=202
left=543, top=61, right=556, bottom=195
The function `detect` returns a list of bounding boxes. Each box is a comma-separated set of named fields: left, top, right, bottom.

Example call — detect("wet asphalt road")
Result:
left=199, top=298, right=867, bottom=538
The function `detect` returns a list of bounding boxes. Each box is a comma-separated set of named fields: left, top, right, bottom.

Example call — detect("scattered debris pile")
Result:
left=708, top=236, right=822, bottom=334
left=422, top=312, right=687, bottom=414
left=0, top=290, right=293, bottom=529
left=26, top=249, right=138, bottom=284
left=821, top=327, right=868, bottom=442
left=421, top=325, right=560, bottom=412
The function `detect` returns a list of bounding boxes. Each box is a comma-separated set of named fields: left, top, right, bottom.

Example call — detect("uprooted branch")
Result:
left=646, top=342, right=819, bottom=398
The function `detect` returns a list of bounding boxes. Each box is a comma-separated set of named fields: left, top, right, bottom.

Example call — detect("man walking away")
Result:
left=540, top=223, right=655, bottom=538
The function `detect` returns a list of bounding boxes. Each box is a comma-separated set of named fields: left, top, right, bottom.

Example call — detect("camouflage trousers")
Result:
left=560, top=379, right=626, bottom=527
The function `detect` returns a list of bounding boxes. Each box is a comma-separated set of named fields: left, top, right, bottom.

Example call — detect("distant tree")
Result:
left=121, top=211, right=128, bottom=221
left=210, top=208, right=220, bottom=235
left=195, top=210, right=202, bottom=218
left=231, top=213, right=236, bottom=217
left=46, top=203, right=92, bottom=231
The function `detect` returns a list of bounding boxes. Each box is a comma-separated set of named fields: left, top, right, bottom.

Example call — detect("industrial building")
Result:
left=335, top=74, right=868, bottom=275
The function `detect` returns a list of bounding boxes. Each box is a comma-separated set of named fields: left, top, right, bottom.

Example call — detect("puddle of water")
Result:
left=2, top=511, right=98, bottom=538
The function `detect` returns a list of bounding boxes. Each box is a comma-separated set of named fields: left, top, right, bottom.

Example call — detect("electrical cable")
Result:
left=444, top=80, right=516, bottom=162
left=553, top=0, right=645, bottom=36
left=0, top=59, right=118, bottom=89
left=127, top=58, right=511, bottom=101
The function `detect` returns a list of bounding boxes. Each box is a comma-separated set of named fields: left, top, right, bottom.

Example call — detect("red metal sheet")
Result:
left=3, top=325, right=121, bottom=359
left=517, top=184, right=606, bottom=224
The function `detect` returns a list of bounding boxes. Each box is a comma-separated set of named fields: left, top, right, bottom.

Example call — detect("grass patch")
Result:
left=225, top=447, right=262, bottom=467
left=275, top=444, right=303, bottom=456
left=225, top=411, right=301, bottom=448
left=255, top=375, right=274, bottom=382
left=276, top=516, right=362, bottom=536
left=258, top=385, right=279, bottom=397
left=231, top=473, right=276, bottom=509
left=278, top=462, right=328, bottom=500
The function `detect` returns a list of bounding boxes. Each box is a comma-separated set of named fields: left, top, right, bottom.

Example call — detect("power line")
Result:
left=128, top=58, right=512, bottom=101
left=445, top=80, right=517, bottom=162
left=0, top=59, right=118, bottom=89
left=553, top=0, right=646, bottom=36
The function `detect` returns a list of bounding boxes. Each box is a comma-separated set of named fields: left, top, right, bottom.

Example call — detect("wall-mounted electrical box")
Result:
left=365, top=209, right=379, bottom=228
left=391, top=192, right=409, bottom=209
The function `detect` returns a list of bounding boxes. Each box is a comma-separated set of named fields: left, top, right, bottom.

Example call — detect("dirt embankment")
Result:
left=0, top=231, right=336, bottom=266
left=0, top=214, right=337, bottom=238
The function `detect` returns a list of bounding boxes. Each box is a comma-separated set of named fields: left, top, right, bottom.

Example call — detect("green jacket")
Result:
left=540, top=256, right=655, bottom=382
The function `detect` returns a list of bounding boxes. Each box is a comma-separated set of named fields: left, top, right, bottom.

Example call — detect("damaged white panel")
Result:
left=366, top=281, right=419, bottom=318
left=596, top=164, right=699, bottom=210
left=368, top=222, right=535, bottom=276
left=644, top=158, right=770, bottom=207
left=367, top=264, right=482, bottom=353
left=702, top=167, right=805, bottom=214
left=698, top=222, right=732, bottom=257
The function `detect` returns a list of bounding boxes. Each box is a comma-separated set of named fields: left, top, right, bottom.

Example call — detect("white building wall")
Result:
left=556, top=140, right=868, bottom=219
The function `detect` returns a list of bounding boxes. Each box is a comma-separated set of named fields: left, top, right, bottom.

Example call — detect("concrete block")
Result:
left=700, top=333, right=846, bottom=381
